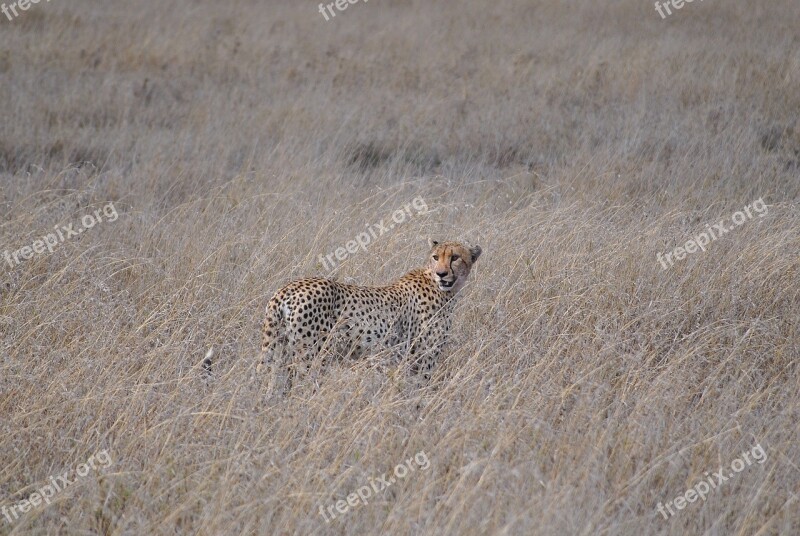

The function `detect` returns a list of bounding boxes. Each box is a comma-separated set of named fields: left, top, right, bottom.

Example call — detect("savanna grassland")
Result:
left=1, top=0, right=799, bottom=534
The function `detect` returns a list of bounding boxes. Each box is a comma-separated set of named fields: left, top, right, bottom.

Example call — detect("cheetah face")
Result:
left=428, top=240, right=482, bottom=292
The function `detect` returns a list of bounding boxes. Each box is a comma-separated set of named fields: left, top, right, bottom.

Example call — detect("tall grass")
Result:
left=1, top=0, right=799, bottom=534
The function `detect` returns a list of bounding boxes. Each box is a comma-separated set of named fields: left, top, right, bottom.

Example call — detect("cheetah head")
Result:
left=427, top=239, right=482, bottom=293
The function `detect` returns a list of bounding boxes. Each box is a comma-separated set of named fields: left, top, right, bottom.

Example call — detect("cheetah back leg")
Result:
left=284, top=338, right=326, bottom=394
left=258, top=298, right=293, bottom=395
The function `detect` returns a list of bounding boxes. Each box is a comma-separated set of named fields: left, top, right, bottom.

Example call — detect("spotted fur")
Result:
left=257, top=240, right=482, bottom=392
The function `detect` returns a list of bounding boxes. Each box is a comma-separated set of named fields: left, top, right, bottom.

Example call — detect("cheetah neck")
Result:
left=398, top=268, right=461, bottom=303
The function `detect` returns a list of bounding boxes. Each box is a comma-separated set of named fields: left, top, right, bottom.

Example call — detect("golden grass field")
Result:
left=1, top=0, right=799, bottom=534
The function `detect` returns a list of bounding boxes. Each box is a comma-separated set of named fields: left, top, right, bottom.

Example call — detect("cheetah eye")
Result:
left=432, top=255, right=439, bottom=261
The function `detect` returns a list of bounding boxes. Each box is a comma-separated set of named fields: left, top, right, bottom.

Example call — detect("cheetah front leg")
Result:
left=409, top=344, right=442, bottom=381
left=409, top=323, right=449, bottom=382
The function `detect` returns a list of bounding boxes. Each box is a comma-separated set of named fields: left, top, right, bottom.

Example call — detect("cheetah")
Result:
left=257, top=240, right=482, bottom=393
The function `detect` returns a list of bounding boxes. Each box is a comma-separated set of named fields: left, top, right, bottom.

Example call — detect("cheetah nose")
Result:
left=435, top=271, right=448, bottom=278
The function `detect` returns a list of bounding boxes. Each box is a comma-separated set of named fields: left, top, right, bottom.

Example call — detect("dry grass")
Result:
left=1, top=0, right=799, bottom=534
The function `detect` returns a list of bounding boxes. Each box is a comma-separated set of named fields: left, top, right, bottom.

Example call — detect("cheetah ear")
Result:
left=469, top=245, right=482, bottom=262
left=428, top=239, right=439, bottom=249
